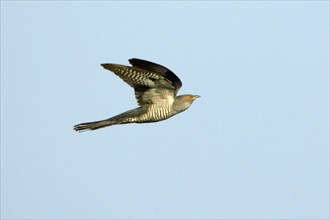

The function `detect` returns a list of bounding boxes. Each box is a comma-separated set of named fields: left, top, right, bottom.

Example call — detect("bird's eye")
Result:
left=185, top=96, right=191, bottom=101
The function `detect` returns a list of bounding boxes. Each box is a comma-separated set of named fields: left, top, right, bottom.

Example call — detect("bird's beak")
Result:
left=193, top=95, right=201, bottom=100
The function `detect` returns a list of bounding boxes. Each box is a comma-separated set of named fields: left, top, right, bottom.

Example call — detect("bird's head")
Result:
left=173, top=94, right=200, bottom=113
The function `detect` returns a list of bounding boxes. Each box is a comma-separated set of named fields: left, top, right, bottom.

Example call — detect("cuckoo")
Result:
left=73, top=58, right=200, bottom=131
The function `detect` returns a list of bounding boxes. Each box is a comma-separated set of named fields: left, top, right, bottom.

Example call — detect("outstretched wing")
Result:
left=129, top=58, right=182, bottom=92
left=101, top=58, right=182, bottom=107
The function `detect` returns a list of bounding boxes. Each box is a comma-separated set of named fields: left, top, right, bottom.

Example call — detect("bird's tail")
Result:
left=73, top=108, right=142, bottom=132
left=73, top=119, right=117, bottom=132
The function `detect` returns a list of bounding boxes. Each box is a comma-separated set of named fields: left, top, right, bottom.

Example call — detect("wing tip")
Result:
left=101, top=63, right=117, bottom=72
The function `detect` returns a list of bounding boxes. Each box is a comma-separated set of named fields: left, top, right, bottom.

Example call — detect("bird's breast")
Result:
left=138, top=104, right=173, bottom=122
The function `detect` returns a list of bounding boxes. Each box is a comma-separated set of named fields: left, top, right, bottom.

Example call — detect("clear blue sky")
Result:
left=1, top=1, right=329, bottom=219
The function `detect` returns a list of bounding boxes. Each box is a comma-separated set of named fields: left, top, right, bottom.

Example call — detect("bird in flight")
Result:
left=73, top=58, right=200, bottom=132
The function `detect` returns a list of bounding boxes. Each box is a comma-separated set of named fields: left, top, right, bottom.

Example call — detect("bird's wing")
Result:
left=129, top=58, right=182, bottom=92
left=134, top=87, right=175, bottom=107
left=101, top=58, right=182, bottom=107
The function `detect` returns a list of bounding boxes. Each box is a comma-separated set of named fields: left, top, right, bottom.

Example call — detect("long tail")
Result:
left=73, top=108, right=142, bottom=132
left=73, top=119, right=118, bottom=132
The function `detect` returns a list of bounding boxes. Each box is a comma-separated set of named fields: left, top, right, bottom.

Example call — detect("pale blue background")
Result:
left=1, top=1, right=329, bottom=219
